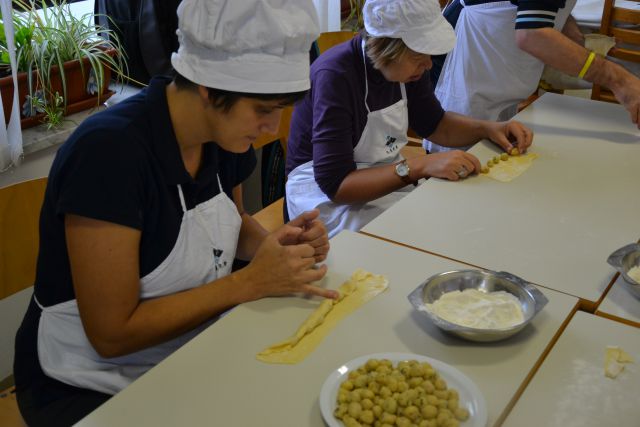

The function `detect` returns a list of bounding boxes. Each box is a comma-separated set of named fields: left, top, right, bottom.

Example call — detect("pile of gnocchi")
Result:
left=334, top=358, right=470, bottom=427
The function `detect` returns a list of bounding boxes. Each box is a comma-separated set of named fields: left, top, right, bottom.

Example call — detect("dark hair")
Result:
left=173, top=73, right=307, bottom=112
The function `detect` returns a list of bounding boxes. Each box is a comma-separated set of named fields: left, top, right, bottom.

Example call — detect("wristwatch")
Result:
left=395, top=160, right=417, bottom=186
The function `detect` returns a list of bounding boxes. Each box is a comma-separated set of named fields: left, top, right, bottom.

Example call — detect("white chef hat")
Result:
left=171, top=0, right=320, bottom=94
left=363, top=0, right=456, bottom=56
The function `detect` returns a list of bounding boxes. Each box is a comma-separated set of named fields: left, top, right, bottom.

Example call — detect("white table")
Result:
left=596, top=274, right=640, bottom=327
left=502, top=311, right=640, bottom=427
left=76, top=231, right=578, bottom=427
left=363, top=93, right=640, bottom=304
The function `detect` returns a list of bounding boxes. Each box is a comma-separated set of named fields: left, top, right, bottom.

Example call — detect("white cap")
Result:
left=363, top=0, right=456, bottom=56
left=171, top=0, right=320, bottom=93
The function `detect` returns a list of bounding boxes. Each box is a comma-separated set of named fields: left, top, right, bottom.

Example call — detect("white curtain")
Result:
left=0, top=0, right=23, bottom=171
left=313, top=0, right=341, bottom=32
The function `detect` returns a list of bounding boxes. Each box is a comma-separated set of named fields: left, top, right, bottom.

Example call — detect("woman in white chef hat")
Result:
left=285, top=0, right=534, bottom=237
left=13, top=1, right=336, bottom=425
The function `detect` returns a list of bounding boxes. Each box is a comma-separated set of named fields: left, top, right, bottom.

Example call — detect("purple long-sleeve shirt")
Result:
left=286, top=34, right=445, bottom=199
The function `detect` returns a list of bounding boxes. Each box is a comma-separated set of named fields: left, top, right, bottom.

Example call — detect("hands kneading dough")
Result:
left=257, top=269, right=388, bottom=364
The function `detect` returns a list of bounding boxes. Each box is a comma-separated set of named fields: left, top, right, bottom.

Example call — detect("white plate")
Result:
left=319, top=352, right=488, bottom=427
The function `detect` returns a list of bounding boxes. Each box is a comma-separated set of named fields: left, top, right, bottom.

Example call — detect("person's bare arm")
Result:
left=332, top=114, right=533, bottom=204
left=516, top=27, right=640, bottom=125
left=66, top=213, right=333, bottom=359
left=429, top=112, right=533, bottom=153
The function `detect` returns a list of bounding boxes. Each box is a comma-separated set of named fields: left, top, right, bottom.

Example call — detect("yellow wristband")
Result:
left=578, top=51, right=596, bottom=79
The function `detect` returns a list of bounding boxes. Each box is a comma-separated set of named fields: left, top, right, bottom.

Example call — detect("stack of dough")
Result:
left=257, top=269, right=388, bottom=364
left=604, top=346, right=635, bottom=379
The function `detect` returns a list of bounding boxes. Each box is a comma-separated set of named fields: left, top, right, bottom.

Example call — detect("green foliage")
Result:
left=342, top=0, right=366, bottom=32
left=31, top=90, right=63, bottom=129
left=0, top=0, right=127, bottom=126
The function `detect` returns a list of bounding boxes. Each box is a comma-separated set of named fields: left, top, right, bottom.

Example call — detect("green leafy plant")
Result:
left=342, top=0, right=365, bottom=31
left=0, top=0, right=127, bottom=127
left=31, top=90, right=64, bottom=129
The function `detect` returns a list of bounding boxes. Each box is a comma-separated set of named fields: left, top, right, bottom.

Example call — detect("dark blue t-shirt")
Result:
left=34, top=76, right=256, bottom=306
left=14, top=76, right=256, bottom=406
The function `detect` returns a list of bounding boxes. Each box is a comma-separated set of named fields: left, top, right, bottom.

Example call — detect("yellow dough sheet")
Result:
left=485, top=152, right=538, bottom=182
left=256, top=269, right=388, bottom=364
left=604, top=345, right=635, bottom=379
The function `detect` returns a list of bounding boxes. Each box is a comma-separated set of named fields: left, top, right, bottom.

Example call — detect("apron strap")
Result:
left=33, top=294, right=45, bottom=310
left=215, top=174, right=223, bottom=194
left=361, top=40, right=407, bottom=111
left=360, top=40, right=371, bottom=114
left=177, top=185, right=187, bottom=213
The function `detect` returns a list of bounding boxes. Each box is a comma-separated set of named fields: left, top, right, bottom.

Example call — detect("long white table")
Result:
left=76, top=231, right=578, bottom=427
left=363, top=93, right=640, bottom=304
left=502, top=311, right=640, bottom=427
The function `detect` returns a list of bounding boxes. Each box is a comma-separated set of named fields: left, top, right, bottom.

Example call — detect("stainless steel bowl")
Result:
left=607, top=243, right=640, bottom=299
left=408, top=269, right=548, bottom=342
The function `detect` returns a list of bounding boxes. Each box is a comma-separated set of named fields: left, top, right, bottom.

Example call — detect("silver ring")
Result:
left=456, top=166, right=468, bottom=178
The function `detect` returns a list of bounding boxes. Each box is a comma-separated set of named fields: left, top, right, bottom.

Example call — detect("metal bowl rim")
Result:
left=417, top=269, right=536, bottom=332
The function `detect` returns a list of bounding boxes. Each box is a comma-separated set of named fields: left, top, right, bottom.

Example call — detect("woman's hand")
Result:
left=242, top=217, right=336, bottom=300
left=415, top=150, right=481, bottom=181
left=285, top=209, right=330, bottom=263
left=485, top=120, right=534, bottom=154
left=609, top=68, right=640, bottom=127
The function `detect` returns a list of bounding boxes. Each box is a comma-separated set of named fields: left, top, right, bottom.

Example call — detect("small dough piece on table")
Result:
left=604, top=345, right=635, bottom=379
left=256, top=269, right=388, bottom=364
left=485, top=152, right=538, bottom=182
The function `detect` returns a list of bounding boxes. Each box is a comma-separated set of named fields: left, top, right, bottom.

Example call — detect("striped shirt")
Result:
left=515, top=0, right=566, bottom=29
left=462, top=0, right=567, bottom=29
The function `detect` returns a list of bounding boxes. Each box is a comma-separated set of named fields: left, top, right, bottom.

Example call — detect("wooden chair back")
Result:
left=0, top=177, right=46, bottom=300
left=592, top=0, right=640, bottom=102
left=316, top=31, right=357, bottom=54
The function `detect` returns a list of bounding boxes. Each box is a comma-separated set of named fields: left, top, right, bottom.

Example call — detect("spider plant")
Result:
left=0, top=0, right=127, bottom=122
left=342, top=0, right=365, bottom=32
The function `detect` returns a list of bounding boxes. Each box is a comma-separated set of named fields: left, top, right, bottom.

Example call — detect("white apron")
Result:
left=287, top=41, right=414, bottom=237
left=425, top=0, right=576, bottom=153
left=36, top=176, right=241, bottom=395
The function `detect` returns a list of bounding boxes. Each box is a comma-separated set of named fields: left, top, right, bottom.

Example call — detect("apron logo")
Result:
left=385, top=135, right=400, bottom=154
left=213, top=248, right=227, bottom=271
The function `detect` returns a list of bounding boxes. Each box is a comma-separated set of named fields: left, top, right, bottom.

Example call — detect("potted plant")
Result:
left=0, top=0, right=126, bottom=129
left=341, top=0, right=365, bottom=31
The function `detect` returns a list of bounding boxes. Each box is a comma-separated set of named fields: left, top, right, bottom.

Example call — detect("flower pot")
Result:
left=0, top=48, right=116, bottom=129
